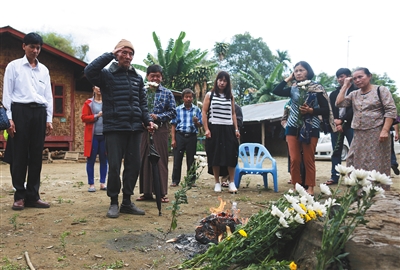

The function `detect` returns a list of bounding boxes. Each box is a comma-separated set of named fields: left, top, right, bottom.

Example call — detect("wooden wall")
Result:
left=0, top=34, right=91, bottom=151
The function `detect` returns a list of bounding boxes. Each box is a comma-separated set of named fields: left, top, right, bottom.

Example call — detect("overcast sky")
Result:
left=2, top=0, right=399, bottom=89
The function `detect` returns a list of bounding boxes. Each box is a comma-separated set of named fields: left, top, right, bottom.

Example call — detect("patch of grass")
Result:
left=57, top=255, right=66, bottom=262
left=133, top=246, right=147, bottom=252
left=245, top=179, right=251, bottom=188
left=152, top=255, right=166, bottom=267
left=1, top=256, right=24, bottom=270
left=73, top=181, right=84, bottom=188
left=8, top=214, right=19, bottom=230
left=77, top=230, right=86, bottom=236
left=73, top=217, right=87, bottom=223
left=235, top=196, right=252, bottom=202
left=54, top=219, right=63, bottom=224
left=59, top=231, right=70, bottom=251
left=56, top=197, right=64, bottom=204
left=112, top=229, right=120, bottom=233
left=105, top=260, right=124, bottom=269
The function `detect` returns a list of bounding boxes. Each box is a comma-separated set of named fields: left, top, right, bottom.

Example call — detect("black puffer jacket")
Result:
left=84, top=52, right=151, bottom=133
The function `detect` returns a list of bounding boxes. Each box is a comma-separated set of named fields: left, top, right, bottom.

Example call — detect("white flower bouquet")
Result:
left=294, top=80, right=312, bottom=126
left=144, top=81, right=159, bottom=89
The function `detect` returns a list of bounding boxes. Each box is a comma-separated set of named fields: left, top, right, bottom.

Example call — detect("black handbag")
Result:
left=0, top=101, right=11, bottom=130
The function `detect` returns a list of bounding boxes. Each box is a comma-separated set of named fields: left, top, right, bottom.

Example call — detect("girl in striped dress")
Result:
left=202, top=71, right=240, bottom=193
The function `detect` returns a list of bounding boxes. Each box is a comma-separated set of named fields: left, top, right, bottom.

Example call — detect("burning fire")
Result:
left=195, top=197, right=243, bottom=244
left=210, top=197, right=228, bottom=214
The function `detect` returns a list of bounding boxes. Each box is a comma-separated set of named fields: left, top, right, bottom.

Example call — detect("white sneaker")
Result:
left=214, top=183, right=222, bottom=192
left=228, top=182, right=237, bottom=193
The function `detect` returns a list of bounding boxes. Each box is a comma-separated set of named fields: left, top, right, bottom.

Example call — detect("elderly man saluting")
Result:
left=84, top=39, right=154, bottom=218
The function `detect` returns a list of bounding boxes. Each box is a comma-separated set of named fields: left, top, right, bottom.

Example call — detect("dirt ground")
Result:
left=1, top=156, right=399, bottom=270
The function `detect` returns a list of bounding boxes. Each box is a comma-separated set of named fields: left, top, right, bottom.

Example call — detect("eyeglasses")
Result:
left=121, top=51, right=134, bottom=57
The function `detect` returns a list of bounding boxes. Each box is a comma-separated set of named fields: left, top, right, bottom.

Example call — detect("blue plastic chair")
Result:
left=234, top=143, right=278, bottom=192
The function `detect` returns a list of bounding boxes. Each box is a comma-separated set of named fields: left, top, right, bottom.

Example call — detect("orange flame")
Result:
left=209, top=197, right=227, bottom=214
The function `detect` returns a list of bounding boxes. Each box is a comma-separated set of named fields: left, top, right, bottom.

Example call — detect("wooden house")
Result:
left=0, top=25, right=93, bottom=151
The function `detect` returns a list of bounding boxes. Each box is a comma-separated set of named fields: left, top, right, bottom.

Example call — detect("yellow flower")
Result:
left=316, top=210, right=323, bottom=217
left=299, top=203, right=307, bottom=212
left=238, top=229, right=247, bottom=238
left=307, top=209, right=317, bottom=219
left=304, top=214, right=311, bottom=222
left=289, top=261, right=297, bottom=270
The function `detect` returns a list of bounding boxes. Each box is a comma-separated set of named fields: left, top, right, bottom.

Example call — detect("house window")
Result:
left=53, top=84, right=64, bottom=116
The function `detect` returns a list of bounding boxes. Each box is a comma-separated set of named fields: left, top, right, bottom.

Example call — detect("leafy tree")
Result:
left=315, top=72, right=336, bottom=93
left=133, top=31, right=217, bottom=100
left=220, top=32, right=275, bottom=105
left=38, top=32, right=89, bottom=61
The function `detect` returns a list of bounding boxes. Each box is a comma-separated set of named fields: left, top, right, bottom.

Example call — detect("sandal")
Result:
left=170, top=182, right=179, bottom=187
left=136, top=195, right=153, bottom=201
left=325, top=180, right=337, bottom=185
left=221, top=181, right=229, bottom=188
left=161, top=197, right=169, bottom=203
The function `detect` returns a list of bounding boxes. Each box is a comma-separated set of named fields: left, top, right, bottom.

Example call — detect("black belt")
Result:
left=13, top=102, right=46, bottom=108
left=177, top=131, right=196, bottom=138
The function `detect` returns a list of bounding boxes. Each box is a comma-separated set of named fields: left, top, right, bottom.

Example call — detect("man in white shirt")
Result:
left=2, top=32, right=53, bottom=210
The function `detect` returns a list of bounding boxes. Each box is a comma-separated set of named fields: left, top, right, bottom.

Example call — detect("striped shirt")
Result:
left=208, top=92, right=233, bottom=125
left=171, top=104, right=202, bottom=133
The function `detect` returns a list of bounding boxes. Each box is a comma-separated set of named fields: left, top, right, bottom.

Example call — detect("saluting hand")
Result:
left=342, top=77, right=352, bottom=89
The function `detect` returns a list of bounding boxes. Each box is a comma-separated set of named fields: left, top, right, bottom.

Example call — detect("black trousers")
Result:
left=172, top=132, right=197, bottom=184
left=105, top=131, right=142, bottom=203
left=11, top=103, right=47, bottom=202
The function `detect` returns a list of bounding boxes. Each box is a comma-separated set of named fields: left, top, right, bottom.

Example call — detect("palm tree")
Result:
left=275, top=50, right=291, bottom=74
left=214, top=42, right=229, bottom=61
left=133, top=31, right=216, bottom=98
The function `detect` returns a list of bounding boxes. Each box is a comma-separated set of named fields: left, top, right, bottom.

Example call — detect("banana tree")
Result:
left=133, top=31, right=216, bottom=96
left=240, top=63, right=284, bottom=104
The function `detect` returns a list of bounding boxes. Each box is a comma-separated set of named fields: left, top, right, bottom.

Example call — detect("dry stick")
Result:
left=24, top=251, right=35, bottom=270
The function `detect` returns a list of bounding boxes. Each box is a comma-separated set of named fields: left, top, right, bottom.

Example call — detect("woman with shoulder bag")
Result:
left=336, top=67, right=397, bottom=190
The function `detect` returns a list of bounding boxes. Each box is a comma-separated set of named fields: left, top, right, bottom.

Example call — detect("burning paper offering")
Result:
left=195, top=197, right=242, bottom=244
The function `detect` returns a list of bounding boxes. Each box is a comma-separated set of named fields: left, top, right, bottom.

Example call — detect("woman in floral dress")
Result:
left=336, top=67, right=397, bottom=188
left=273, top=61, right=335, bottom=195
